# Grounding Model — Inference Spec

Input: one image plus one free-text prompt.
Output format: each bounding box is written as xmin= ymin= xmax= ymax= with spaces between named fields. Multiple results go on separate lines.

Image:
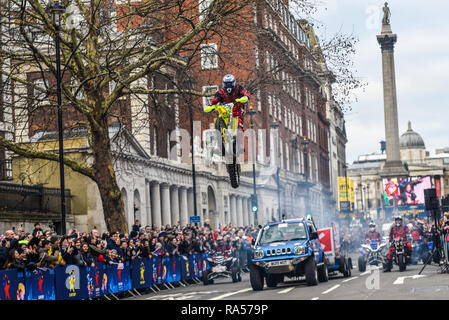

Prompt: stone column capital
xmin=377 ymin=34 xmax=397 ymax=51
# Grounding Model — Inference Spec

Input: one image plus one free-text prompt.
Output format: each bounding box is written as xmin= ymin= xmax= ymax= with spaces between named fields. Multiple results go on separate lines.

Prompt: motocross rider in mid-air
xmin=385 ymin=215 xmax=412 ymax=272
xmin=209 ymin=74 xmax=251 ymax=155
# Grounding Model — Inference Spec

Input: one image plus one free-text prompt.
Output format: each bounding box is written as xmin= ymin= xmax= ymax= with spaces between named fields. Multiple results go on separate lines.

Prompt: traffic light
xmin=251 ymin=194 xmax=258 ymax=213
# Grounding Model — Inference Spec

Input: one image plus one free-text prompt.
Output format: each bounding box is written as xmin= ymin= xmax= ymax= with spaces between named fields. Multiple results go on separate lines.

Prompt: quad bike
xmin=358 ymin=239 xmax=387 ymax=272
xmin=203 ymin=96 xmax=248 ymax=188
xmin=203 ymin=249 xmax=242 ymax=285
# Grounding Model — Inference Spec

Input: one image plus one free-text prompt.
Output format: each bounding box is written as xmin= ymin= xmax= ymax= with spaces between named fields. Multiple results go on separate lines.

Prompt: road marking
xmin=342 ymin=276 xmax=358 ymax=283
xmin=146 ymin=293 xmax=182 ymax=299
xmin=311 ymin=297 xmax=320 ymax=300
xmin=209 ymin=288 xmax=253 ymax=300
xmin=146 ymin=290 xmax=220 ymax=300
xmin=322 ymin=284 xmax=340 ymax=294
xmin=278 ymin=287 xmax=295 ymax=294
xmin=393 ymin=275 xmax=426 ymax=285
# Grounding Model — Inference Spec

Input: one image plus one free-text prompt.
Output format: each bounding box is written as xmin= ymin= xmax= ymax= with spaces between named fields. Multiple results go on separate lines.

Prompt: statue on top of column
xmin=382 ymin=2 xmax=391 ymax=25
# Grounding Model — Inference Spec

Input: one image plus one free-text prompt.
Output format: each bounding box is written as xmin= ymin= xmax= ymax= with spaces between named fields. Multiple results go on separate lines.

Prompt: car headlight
xmin=294 ymin=246 xmax=305 ymax=255
xmin=254 ymin=250 xmax=264 ymax=259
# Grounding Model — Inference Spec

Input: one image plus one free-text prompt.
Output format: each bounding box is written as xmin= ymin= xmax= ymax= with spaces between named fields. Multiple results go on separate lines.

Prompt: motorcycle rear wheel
xmin=228 ymin=138 xmax=240 ymax=188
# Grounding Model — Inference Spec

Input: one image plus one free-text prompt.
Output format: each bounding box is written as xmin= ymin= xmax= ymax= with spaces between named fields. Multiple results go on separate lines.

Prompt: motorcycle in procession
xmin=386 ymin=237 xmax=410 ymax=272
xmin=202 ymin=249 xmax=242 ymax=285
xmin=203 ymin=96 xmax=248 ymax=188
xmin=358 ymin=240 xmax=387 ymax=272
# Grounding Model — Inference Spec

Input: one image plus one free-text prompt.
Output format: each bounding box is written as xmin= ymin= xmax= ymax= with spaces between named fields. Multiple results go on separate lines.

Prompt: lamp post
xmin=271 ymin=122 xmax=281 ymax=220
xmin=248 ymin=108 xmax=258 ymax=224
xmin=302 ymin=139 xmax=310 ymax=218
xmin=184 ymin=77 xmax=198 ymax=226
xmin=51 ymin=1 xmax=66 ymax=235
xmin=367 ymin=183 xmax=370 ymax=220
xmin=343 ymin=164 xmax=349 ymax=226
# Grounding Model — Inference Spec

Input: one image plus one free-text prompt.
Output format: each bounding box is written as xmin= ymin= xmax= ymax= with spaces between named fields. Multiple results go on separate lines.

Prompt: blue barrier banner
xmin=167 ymin=256 xmax=181 ymax=283
xmin=161 ymin=257 xmax=169 ymax=284
xmin=153 ymin=256 xmax=168 ymax=285
xmin=201 ymin=253 xmax=210 ymax=271
xmin=181 ymin=254 xmax=194 ymax=280
xmin=192 ymin=254 xmax=200 ymax=278
xmin=87 ymin=263 xmax=107 ymax=299
xmin=188 ymin=255 xmax=195 ymax=278
xmin=107 ymin=262 xmax=131 ymax=294
xmin=0 ymin=269 xmax=22 ymax=300
xmin=17 ymin=271 xmax=26 ymax=300
xmin=25 ymin=268 xmax=55 ymax=300
xmin=55 ymin=265 xmax=88 ymax=300
xmin=131 ymin=258 xmax=152 ymax=289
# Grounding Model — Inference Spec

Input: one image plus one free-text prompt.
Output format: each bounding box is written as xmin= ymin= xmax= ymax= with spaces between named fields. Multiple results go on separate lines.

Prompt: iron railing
xmin=0 ymin=182 xmax=71 ymax=214
xmin=0 ymin=159 xmax=12 ymax=181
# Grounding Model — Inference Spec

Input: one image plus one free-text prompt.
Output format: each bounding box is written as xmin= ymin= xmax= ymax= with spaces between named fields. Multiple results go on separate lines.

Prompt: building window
xmin=267 ymin=95 xmax=272 ymax=116
xmin=153 ymin=126 xmax=158 ymax=156
xmin=199 ymin=0 xmax=213 ymax=21
xmin=201 ymin=43 xmax=218 ymax=69
xmin=71 ymin=77 xmax=84 ymax=100
xmin=202 ymin=85 xmax=218 ymax=106
xmin=33 ymin=78 xmax=48 ymax=105
xmin=109 ymin=8 xmax=117 ymax=32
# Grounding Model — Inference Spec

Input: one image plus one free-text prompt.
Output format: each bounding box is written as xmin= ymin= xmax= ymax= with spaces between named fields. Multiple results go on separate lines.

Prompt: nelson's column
xmin=377 ymin=3 xmax=408 ymax=177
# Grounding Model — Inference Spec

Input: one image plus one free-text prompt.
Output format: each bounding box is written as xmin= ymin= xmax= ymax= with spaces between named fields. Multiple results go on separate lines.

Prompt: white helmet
xmin=222 ymin=74 xmax=236 ymax=93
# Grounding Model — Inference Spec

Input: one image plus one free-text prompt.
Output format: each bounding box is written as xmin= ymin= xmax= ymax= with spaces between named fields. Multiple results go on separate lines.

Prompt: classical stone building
xmin=0 ymin=0 xmax=346 ymax=232
xmin=348 ymin=122 xmax=449 ymax=220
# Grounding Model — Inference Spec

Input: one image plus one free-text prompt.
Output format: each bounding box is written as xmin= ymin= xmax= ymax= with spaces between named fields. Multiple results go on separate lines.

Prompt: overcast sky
xmin=309 ymin=0 xmax=449 ymax=163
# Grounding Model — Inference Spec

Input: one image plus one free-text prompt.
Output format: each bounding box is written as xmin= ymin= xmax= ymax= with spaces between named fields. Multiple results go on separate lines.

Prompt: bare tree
xmin=0 ymin=0 xmax=362 ymax=232
xmin=0 ymin=0 xmax=252 ymax=233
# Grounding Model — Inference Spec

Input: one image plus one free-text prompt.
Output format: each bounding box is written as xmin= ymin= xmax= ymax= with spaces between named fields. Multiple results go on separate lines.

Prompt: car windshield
xmin=258 ymin=223 xmax=307 ymax=245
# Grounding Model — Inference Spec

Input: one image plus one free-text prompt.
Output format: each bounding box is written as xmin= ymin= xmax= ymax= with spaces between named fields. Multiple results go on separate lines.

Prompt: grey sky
xmin=310 ymin=0 xmax=449 ymax=163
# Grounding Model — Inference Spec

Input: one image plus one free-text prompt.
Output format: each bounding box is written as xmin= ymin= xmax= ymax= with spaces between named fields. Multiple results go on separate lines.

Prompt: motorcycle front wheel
xmin=398 ymin=254 xmax=406 ymax=272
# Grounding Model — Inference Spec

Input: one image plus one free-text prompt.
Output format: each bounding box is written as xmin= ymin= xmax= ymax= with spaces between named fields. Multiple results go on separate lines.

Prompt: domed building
xmin=347 ymin=121 xmax=449 ymax=221
xmin=400 ymin=121 xmax=427 ymax=163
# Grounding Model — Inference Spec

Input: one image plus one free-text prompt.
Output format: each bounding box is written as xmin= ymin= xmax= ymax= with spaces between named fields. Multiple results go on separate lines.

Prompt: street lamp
xmin=271 ymin=122 xmax=281 ymax=220
xmin=343 ymin=163 xmax=350 ymax=226
xmin=51 ymin=1 xmax=66 ymax=235
xmin=301 ymin=138 xmax=310 ymax=218
xmin=247 ymin=108 xmax=258 ymax=224
xmin=183 ymin=76 xmax=198 ymax=226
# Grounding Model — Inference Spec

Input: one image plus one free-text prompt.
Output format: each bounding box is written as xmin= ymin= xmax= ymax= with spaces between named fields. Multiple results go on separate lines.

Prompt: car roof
xmin=265 ymin=219 xmax=308 ymax=227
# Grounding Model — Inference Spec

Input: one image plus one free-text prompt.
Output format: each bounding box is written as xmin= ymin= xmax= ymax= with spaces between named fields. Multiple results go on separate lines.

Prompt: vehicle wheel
xmin=266 ymin=274 xmax=278 ymax=288
xmin=317 ymin=261 xmax=329 ymax=282
xmin=358 ymin=256 xmax=366 ymax=272
xmin=232 ymin=266 xmax=240 ymax=283
xmin=341 ymin=257 xmax=350 ymax=278
xmin=250 ymin=264 xmax=264 ymax=291
xmin=228 ymin=139 xmax=240 ymax=189
xmin=304 ymin=256 xmax=318 ymax=286
xmin=346 ymin=258 xmax=352 ymax=277
xmin=238 ymin=271 xmax=242 ymax=282
xmin=398 ymin=254 xmax=406 ymax=272
xmin=384 ymin=259 xmax=392 ymax=272
xmin=203 ymin=269 xmax=211 ymax=285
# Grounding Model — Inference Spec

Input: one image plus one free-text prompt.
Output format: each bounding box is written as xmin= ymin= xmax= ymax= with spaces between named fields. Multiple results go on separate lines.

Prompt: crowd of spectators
xmin=0 ymin=219 xmax=258 ymax=272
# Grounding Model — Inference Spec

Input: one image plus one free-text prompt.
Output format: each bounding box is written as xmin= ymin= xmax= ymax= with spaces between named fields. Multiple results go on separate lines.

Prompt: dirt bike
xmin=385 ymin=237 xmax=409 ymax=272
xmin=203 ymin=96 xmax=248 ymax=188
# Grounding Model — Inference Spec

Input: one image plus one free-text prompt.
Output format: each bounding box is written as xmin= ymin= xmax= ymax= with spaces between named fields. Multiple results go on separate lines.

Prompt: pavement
xmin=127 ymin=262 xmax=449 ymax=300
